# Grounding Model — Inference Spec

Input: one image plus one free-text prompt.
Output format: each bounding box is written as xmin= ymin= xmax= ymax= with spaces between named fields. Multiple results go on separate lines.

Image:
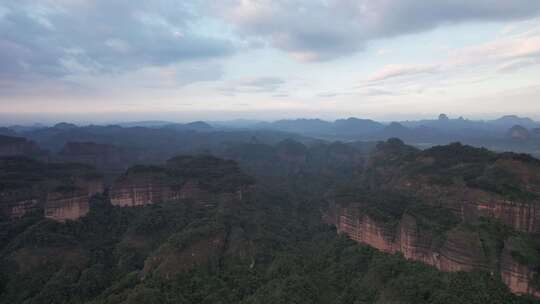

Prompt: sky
xmin=1 ymin=0 xmax=540 ymax=124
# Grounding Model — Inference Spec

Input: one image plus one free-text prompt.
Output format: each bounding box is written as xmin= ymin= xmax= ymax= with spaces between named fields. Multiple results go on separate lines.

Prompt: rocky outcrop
xmin=0 ymin=188 xmax=40 ymax=219
xmin=328 ymin=202 xmax=539 ymax=298
xmin=8 ymin=199 xmax=40 ymax=218
xmin=110 ymin=178 xmax=243 ymax=207
xmin=331 ymin=204 xmax=487 ymax=272
xmin=398 ymin=180 xmax=540 ymax=233
xmin=43 ymin=177 xmax=104 ymax=222
xmin=110 ymin=180 xmax=172 ymax=207
xmin=0 ymin=156 xmax=104 ymax=221
xmin=3 ymin=180 xmax=103 ymax=222
xmin=110 ymin=156 xmax=252 ymax=208
xmin=462 ymin=200 xmax=540 ymax=233
xmin=45 ymin=190 xmax=91 ymax=222
xmin=500 ymin=239 xmax=540 ymax=297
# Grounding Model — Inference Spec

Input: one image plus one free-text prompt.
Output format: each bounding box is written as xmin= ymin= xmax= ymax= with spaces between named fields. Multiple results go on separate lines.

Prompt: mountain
xmin=493 ymin=115 xmax=537 ymax=128
xmin=327 ymin=139 xmax=540 ymax=297
xmin=2 ymin=137 xmax=540 ymax=303
xmin=117 ymin=120 xmax=175 ymax=128
xmin=0 ymin=156 xmax=103 ymax=221
xmin=256 ymin=118 xmax=384 ymax=139
xmin=163 ymin=121 xmax=213 ymax=131
xmin=53 ymin=122 xmax=78 ymax=130
xmin=375 ymin=122 xmax=412 ymax=139
xmin=0 ymin=135 xmax=48 ymax=159
xmin=0 ymin=128 xmax=16 ymax=137
xmin=2 ymin=151 xmax=535 ymax=303
xmin=507 ymin=125 xmax=531 ymax=140
xmin=261 ymin=118 xmax=333 ymax=134
xmin=57 ymin=142 xmax=135 ymax=180
xmin=533 ymin=128 xmax=540 ymax=139
xmin=333 ymin=117 xmax=384 ymax=135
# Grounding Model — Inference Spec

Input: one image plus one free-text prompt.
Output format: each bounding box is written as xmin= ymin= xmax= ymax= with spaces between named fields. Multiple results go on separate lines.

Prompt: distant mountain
xmin=8 ymin=123 xmax=47 ymax=133
xmin=261 ymin=119 xmax=332 ymax=134
xmin=532 ymin=128 xmax=540 ymax=139
xmin=117 ymin=120 xmax=175 ymax=128
xmin=492 ymin=115 xmax=537 ymax=128
xmin=257 ymin=118 xmax=384 ymax=139
xmin=376 ymin=122 xmax=412 ymax=140
xmin=53 ymin=122 xmax=78 ymax=129
xmin=163 ymin=121 xmax=213 ymax=131
xmin=0 ymin=135 xmax=48 ymax=159
xmin=0 ymin=127 xmax=16 ymax=137
xmin=507 ymin=125 xmax=531 ymax=140
xmin=333 ymin=117 xmax=384 ymax=135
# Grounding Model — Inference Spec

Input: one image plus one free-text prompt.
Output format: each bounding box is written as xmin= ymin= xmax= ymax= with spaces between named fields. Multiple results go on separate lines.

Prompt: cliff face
xmin=331 ymin=205 xmax=488 ymax=273
xmin=462 ymin=200 xmax=540 ymax=233
xmin=397 ymin=180 xmax=540 ymax=233
xmin=110 ymin=180 xmax=173 ymax=207
xmin=43 ymin=177 xmax=105 ymax=222
xmin=110 ymin=156 xmax=252 ymax=208
xmin=500 ymin=240 xmax=540 ymax=297
xmin=0 ymin=156 xmax=104 ymax=221
xmin=8 ymin=199 xmax=39 ymax=218
xmin=331 ymin=139 xmax=540 ymax=298
xmin=45 ymin=190 xmax=90 ymax=222
xmin=110 ymin=178 xmax=244 ymax=207
xmin=328 ymin=203 xmax=540 ymax=296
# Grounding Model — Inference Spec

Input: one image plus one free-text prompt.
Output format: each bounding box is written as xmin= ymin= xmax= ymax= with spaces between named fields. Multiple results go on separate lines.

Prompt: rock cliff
xmin=328 ymin=203 xmax=539 ymax=296
xmin=44 ymin=189 xmax=90 ymax=222
xmin=0 ymin=156 xmax=103 ymax=221
xmin=329 ymin=139 xmax=540 ymax=298
xmin=110 ymin=155 xmax=252 ymax=207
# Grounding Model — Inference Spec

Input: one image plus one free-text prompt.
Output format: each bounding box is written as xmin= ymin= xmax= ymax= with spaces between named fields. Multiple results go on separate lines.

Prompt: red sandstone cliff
xmin=110 ymin=157 xmax=251 ymax=208
xmin=45 ymin=190 xmax=91 ymax=222
xmin=328 ymin=202 xmax=540 ymax=297
xmin=500 ymin=239 xmax=540 ymax=297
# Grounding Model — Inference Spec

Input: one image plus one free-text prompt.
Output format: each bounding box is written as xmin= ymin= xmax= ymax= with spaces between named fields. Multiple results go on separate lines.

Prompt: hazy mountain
xmin=163 ymin=121 xmax=213 ymax=131
xmin=0 ymin=127 xmax=16 ymax=137
xmin=492 ymin=115 xmax=538 ymax=128
xmin=117 ymin=120 xmax=175 ymax=128
xmin=507 ymin=125 xmax=531 ymax=140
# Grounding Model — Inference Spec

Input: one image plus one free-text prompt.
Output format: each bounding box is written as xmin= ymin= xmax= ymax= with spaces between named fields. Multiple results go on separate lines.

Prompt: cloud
xmin=367 ymin=64 xmax=440 ymax=82
xmin=317 ymin=92 xmax=340 ymax=98
xmin=365 ymin=30 xmax=540 ymax=84
xmin=219 ymin=77 xmax=286 ymax=95
xmin=450 ymin=36 xmax=540 ymax=66
xmin=210 ymin=0 xmax=540 ymax=61
xmin=497 ymin=58 xmax=540 ymax=73
xmin=0 ymin=1 xmax=234 ymax=83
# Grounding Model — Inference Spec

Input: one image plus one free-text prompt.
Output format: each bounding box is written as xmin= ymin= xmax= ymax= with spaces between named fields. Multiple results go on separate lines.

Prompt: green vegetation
xmin=1 ymin=142 xmax=540 ymax=303
xmin=167 ymin=155 xmax=255 ymax=193
xmin=1 ymin=193 xmax=536 ymax=304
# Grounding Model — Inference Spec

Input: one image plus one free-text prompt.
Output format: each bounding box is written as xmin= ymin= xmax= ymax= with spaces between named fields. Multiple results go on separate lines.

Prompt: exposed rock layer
xmin=327 ymin=203 xmax=540 ymax=297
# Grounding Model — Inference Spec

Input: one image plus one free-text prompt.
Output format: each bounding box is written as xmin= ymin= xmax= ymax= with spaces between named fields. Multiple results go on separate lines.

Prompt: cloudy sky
xmin=2 ymin=0 xmax=540 ymax=123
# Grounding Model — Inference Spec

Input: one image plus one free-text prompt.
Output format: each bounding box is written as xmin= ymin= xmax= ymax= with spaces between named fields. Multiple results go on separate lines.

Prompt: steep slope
xmin=0 ymin=157 xmax=103 ymax=221
xmin=328 ymin=139 xmax=540 ymax=297
xmin=110 ymin=155 xmax=254 ymax=207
